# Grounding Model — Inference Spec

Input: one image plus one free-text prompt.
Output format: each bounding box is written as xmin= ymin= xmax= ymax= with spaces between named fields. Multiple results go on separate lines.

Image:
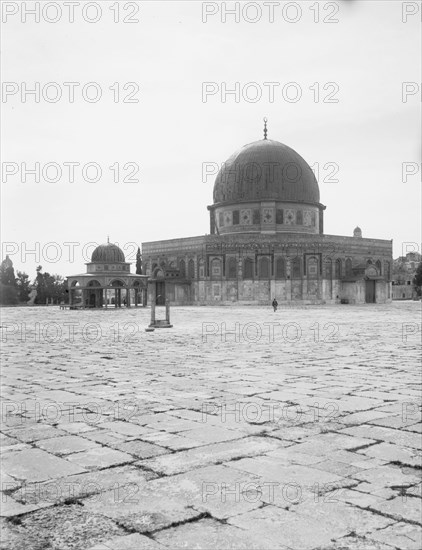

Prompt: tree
xmin=413 ymin=261 xmax=422 ymax=297
xmin=16 ymin=271 xmax=31 ymax=303
xmin=35 ymin=266 xmax=68 ymax=304
xmin=0 ymin=256 xmax=18 ymax=305
xmin=136 ymin=247 xmax=142 ymax=274
xmin=0 ymin=256 xmax=17 ymax=287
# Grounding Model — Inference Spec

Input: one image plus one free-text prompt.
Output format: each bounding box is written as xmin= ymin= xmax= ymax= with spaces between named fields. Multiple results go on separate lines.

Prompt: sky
xmin=1 ymin=0 xmax=421 ymax=278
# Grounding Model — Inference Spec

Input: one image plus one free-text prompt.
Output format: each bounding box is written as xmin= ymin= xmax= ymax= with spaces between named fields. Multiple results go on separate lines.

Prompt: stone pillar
xmin=150 ymin=282 xmax=156 ymax=325
xmin=126 ymin=288 xmax=130 ymax=307
xmin=165 ymin=299 xmax=170 ymax=324
xmin=114 ymin=289 xmax=118 ymax=307
xmin=69 ymin=288 xmax=73 ymax=306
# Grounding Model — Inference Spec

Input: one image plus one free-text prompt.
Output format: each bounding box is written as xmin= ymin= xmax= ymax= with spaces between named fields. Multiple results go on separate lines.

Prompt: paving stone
xmin=88 ymin=533 xmax=164 ymax=549
xmin=81 ymin=486 xmax=202 ymax=533
xmin=10 ymin=465 xmax=157 ymax=505
xmin=109 ymin=439 xmax=170 ymax=459
xmin=340 ymin=426 xmax=422 ymax=450
xmin=97 ymin=421 xmax=154 ymax=437
xmin=286 ymin=433 xmax=378 ymax=455
xmin=352 ymin=464 xmax=421 ymax=487
xmin=60 ymin=422 xmax=99 ymax=435
xmin=312 ymin=459 xmax=364 ymax=477
xmin=3 ymin=424 xmax=68 ymax=443
xmin=228 ymin=505 xmax=339 ymax=550
xmin=153 ymin=518 xmax=290 ymax=549
xmin=356 ymin=442 xmax=422 ymax=467
xmin=315 ymin=535 xmax=397 ymax=550
xmin=180 ymin=426 xmax=244 ymax=444
xmin=0 ymin=495 xmax=54 ymax=517
xmin=65 ymin=447 xmax=135 ymax=470
xmin=369 ymin=495 xmax=422 ymax=524
xmin=1 ymin=504 xmax=126 ymax=550
xmin=292 ymin=499 xmax=394 ymax=536
xmin=370 ymin=522 xmax=422 ymax=549
xmin=2 ymin=448 xmax=86 ymax=483
xmin=140 ymin=436 xmax=280 ymax=475
xmin=80 ymin=429 xmax=127 ymax=445
xmin=143 ymin=464 xmax=264 ymax=519
xmin=139 ymin=431 xmax=208 ymax=450
xmin=35 ymin=435 xmax=101 ymax=455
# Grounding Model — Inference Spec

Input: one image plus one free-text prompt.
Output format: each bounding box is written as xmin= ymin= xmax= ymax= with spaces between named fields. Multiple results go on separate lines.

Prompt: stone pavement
xmin=0 ymin=302 xmax=421 ymax=550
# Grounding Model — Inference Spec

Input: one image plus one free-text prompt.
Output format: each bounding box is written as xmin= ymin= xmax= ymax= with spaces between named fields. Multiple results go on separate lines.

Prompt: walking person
xmin=272 ymin=298 xmax=278 ymax=312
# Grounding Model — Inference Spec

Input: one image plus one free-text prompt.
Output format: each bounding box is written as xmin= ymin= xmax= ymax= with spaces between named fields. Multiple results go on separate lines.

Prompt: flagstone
xmin=65 ymin=447 xmax=135 ymax=470
xmin=370 ymin=496 xmax=422 ymax=524
xmin=370 ymin=522 xmax=422 ymax=549
xmin=35 ymin=435 xmax=101 ymax=455
xmin=153 ymin=518 xmax=289 ymax=549
xmin=2 ymin=448 xmax=87 ymax=483
xmin=88 ymin=533 xmax=164 ymax=549
xmin=228 ymin=505 xmax=341 ymax=550
xmin=140 ymin=436 xmax=279 ymax=475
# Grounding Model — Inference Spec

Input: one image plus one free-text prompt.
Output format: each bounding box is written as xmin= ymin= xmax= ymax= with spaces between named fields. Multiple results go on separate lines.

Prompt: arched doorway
xmin=88 ymin=280 xmax=102 ymax=308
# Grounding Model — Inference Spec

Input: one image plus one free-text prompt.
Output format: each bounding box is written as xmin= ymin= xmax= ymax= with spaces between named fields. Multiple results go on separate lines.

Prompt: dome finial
xmin=107 ymin=235 xmax=110 ymax=244
xmin=263 ymin=117 xmax=268 ymax=140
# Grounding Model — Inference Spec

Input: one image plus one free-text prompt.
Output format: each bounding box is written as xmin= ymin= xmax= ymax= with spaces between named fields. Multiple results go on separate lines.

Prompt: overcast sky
xmin=1 ymin=0 xmax=420 ymax=278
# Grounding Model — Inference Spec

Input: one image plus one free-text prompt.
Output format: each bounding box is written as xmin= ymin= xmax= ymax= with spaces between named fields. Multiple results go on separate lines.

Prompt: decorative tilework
xmin=224 ymin=211 xmax=233 ymax=226
xmin=262 ymin=208 xmax=274 ymax=224
xmin=303 ymin=211 xmax=312 ymax=226
xmin=285 ymin=209 xmax=295 ymax=225
xmin=240 ymin=209 xmax=252 ymax=225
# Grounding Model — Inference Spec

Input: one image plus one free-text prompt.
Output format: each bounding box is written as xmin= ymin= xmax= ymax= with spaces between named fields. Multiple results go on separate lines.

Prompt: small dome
xmin=91 ymin=243 xmax=125 ymax=263
xmin=353 ymin=226 xmax=362 ymax=238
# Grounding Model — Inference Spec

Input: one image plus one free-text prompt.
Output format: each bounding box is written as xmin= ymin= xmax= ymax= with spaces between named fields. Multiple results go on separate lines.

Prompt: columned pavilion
xmin=66 ymin=241 xmax=148 ymax=308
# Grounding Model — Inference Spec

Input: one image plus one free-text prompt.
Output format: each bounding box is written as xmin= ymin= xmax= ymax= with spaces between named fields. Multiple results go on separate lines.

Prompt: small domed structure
xmin=91 ymin=242 xmax=126 ymax=263
xmin=353 ymin=226 xmax=362 ymax=238
xmin=66 ymin=238 xmax=148 ymax=309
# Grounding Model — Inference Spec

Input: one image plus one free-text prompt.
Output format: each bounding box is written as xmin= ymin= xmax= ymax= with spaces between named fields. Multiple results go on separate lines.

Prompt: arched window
xmin=375 ymin=260 xmax=382 ymax=275
xmin=292 ymin=257 xmax=301 ymax=278
xmin=335 ymin=259 xmax=342 ymax=278
xmin=307 ymin=256 xmax=318 ymax=279
xmin=110 ymin=279 xmax=124 ymax=287
xmin=211 ymin=258 xmax=221 ymax=279
xmin=244 ymin=258 xmax=254 ymax=279
xmin=188 ymin=259 xmax=195 ymax=279
xmin=260 ymin=257 xmax=270 ymax=278
xmin=179 ymin=259 xmax=186 ymax=276
xmin=325 ymin=259 xmax=332 ymax=278
xmin=228 ymin=257 xmax=237 ymax=279
xmin=276 ymin=258 xmax=286 ymax=278
xmin=88 ymin=280 xmax=101 ymax=287
xmin=345 ymin=258 xmax=353 ymax=277
xmin=366 ymin=259 xmax=373 ymax=265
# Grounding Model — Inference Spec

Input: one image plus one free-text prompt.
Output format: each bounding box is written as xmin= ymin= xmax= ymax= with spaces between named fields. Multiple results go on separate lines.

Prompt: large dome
xmin=213 ymin=139 xmax=320 ymax=205
xmin=91 ymin=243 xmax=125 ymax=263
